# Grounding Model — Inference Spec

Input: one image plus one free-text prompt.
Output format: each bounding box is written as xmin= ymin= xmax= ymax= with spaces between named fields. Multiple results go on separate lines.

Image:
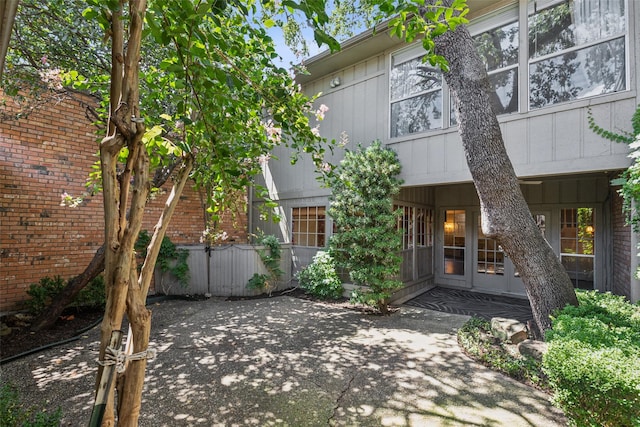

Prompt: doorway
xmin=472 ymin=212 xmax=549 ymax=297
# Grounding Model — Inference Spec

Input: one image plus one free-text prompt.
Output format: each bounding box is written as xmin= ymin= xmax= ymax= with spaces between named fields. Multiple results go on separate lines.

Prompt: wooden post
xmin=89 ymin=329 xmax=123 ymax=427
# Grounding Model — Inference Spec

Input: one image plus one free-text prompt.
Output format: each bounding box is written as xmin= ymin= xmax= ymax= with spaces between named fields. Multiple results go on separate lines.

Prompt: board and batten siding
xmin=292 ymin=44 xmax=637 ymax=193
xmin=161 ymin=244 xmax=292 ymax=297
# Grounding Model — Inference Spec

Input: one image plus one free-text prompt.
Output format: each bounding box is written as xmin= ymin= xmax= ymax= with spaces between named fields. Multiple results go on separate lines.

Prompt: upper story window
xmin=390 ymin=0 xmax=628 ymax=136
xmin=475 ymin=20 xmax=520 ymax=115
xmin=528 ymin=0 xmax=626 ymax=108
xmin=390 ymin=47 xmax=443 ymax=137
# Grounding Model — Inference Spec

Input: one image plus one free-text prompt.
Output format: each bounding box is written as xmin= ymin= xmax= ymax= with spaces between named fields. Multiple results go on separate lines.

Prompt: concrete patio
xmin=1 ymin=296 xmax=566 ymax=426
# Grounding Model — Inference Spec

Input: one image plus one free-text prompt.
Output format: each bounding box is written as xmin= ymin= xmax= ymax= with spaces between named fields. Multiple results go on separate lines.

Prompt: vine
xmin=247 ymin=234 xmax=284 ymax=294
xmin=135 ymin=230 xmax=190 ymax=294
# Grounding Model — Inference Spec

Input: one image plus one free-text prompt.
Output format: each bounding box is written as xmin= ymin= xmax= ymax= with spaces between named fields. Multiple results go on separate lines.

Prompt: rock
xmin=517 ymin=339 xmax=548 ymax=361
xmin=491 ymin=317 xmax=528 ymax=344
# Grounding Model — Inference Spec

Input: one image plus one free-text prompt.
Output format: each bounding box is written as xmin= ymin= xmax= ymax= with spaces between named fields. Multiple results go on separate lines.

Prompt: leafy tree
xmin=328 ymin=141 xmax=403 ymax=314
xmin=590 ymin=105 xmax=640 ymax=275
xmin=4 ymin=0 xmax=338 ymax=425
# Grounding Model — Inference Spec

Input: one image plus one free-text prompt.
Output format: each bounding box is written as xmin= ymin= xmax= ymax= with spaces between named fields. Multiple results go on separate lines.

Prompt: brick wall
xmin=611 ymin=185 xmax=631 ymax=299
xmin=1 ymin=94 xmax=247 ymax=311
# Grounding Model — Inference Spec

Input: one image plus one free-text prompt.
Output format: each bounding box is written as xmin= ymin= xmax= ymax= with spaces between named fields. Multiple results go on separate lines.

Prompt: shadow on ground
xmin=1 ymin=297 xmax=565 ymax=426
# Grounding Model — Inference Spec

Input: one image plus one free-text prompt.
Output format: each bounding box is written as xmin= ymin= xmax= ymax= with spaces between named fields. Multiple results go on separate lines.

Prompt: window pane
xmin=391 ymin=92 xmax=443 ymax=137
xmin=489 ymin=68 xmax=519 ymax=114
xmin=390 ymin=57 xmax=442 ymax=100
xmin=474 ymin=20 xmax=519 ymax=71
xmin=444 ymin=210 xmax=465 ymax=276
xmin=529 ymin=0 xmax=625 ymax=59
xmin=292 ymin=206 xmax=326 ymax=248
xmin=529 ymin=37 xmax=625 ymax=109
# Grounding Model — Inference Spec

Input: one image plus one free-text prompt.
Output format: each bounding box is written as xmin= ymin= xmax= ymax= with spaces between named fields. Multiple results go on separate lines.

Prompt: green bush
xmin=0 ymin=383 xmax=61 ymax=427
xmin=543 ymin=290 xmax=640 ymax=427
xmin=457 ymin=317 xmax=546 ymax=387
xmin=135 ymin=230 xmax=190 ymax=290
xmin=296 ymin=251 xmax=344 ymax=300
xmin=327 ymin=141 xmax=404 ymax=313
xmin=26 ymin=275 xmax=105 ymax=316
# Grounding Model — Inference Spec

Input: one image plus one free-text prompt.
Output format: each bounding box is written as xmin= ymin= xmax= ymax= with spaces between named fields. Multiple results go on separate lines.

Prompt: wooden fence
xmin=156 ymin=244 xmax=293 ymax=297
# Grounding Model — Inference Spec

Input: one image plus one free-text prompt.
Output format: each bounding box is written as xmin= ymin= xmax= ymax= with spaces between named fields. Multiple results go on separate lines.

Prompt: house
xmin=251 ymin=0 xmax=640 ymax=303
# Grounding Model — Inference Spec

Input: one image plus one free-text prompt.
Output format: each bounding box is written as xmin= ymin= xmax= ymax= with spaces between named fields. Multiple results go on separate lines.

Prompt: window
xmin=396 ymin=205 xmax=434 ymax=250
xmin=560 ymin=207 xmax=595 ymax=289
xmin=390 ymin=46 xmax=443 ymax=137
xmin=528 ymin=0 xmax=626 ymax=109
xmin=477 ymin=215 xmax=505 ymax=275
xmin=475 ymin=20 xmax=520 ymax=115
xmin=398 ymin=0 xmax=627 ymax=129
xmin=443 ymin=210 xmax=465 ymax=275
xmin=292 ymin=206 xmax=326 ymax=247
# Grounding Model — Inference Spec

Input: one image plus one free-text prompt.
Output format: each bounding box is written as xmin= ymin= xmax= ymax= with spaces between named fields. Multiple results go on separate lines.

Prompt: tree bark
xmin=432 ymin=8 xmax=578 ymax=337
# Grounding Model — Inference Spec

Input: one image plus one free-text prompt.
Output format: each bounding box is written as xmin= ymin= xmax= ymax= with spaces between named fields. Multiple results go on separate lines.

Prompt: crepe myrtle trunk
xmin=432 ymin=11 xmax=578 ymax=337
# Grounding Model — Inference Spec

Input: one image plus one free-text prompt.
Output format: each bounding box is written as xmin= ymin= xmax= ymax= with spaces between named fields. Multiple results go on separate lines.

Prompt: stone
xmin=491 ymin=317 xmax=528 ymax=344
xmin=518 ymin=339 xmax=549 ymax=361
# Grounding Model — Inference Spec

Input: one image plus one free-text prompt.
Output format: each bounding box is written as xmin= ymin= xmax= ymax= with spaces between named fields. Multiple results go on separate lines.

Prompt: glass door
xmin=473 ymin=212 xmax=548 ymax=296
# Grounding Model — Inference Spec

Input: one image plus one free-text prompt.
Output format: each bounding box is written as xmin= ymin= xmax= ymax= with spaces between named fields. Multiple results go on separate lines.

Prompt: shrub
xmin=0 ymin=383 xmax=61 ymax=427
xmin=327 ymin=141 xmax=403 ymax=313
xmin=26 ymin=275 xmax=105 ymax=316
xmin=296 ymin=251 xmax=344 ymax=300
xmin=543 ymin=290 xmax=640 ymax=427
xmin=135 ymin=230 xmax=190 ymax=293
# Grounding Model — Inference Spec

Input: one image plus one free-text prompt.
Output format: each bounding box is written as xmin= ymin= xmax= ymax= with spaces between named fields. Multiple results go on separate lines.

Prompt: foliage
xmin=590 ymin=105 xmax=640 ymax=277
xmin=296 ymin=250 xmax=344 ymax=300
xmin=543 ymin=290 xmax=640 ymax=427
xmin=0 ymin=383 xmax=62 ymax=427
xmin=247 ymin=234 xmax=284 ymax=293
xmin=457 ymin=317 xmax=547 ymax=388
xmin=327 ymin=141 xmax=404 ymax=313
xmin=26 ymin=275 xmax=105 ymax=316
xmin=135 ymin=230 xmax=190 ymax=292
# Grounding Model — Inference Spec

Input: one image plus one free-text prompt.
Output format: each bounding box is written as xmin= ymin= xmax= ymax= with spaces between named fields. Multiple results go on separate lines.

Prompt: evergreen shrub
xmin=26 ymin=275 xmax=105 ymax=315
xmin=543 ymin=290 xmax=640 ymax=427
xmin=296 ymin=251 xmax=343 ymax=300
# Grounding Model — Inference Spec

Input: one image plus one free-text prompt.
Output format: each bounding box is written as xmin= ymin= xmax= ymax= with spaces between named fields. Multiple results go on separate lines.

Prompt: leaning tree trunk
xmin=432 ymin=8 xmax=578 ymax=337
xmin=31 ymin=160 xmax=179 ymax=332
xmin=31 ymin=245 xmax=106 ymax=331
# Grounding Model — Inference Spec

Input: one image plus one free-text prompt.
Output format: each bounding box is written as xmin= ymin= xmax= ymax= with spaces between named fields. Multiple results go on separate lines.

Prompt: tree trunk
xmin=432 ymin=10 xmax=578 ymax=337
xmin=31 ymin=245 xmax=106 ymax=331
xmin=31 ymin=159 xmax=178 ymax=332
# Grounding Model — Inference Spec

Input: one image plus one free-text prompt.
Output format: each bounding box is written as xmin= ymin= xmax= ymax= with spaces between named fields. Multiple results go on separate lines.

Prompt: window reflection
xmin=560 ymin=207 xmax=595 ymax=289
xmin=444 ymin=210 xmax=465 ymax=275
xmin=528 ymin=0 xmax=626 ymax=109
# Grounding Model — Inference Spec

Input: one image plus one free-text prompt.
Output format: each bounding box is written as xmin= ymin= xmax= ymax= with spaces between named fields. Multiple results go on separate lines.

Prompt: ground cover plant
xmin=0 ymin=383 xmax=61 ymax=427
xmin=543 ymin=290 xmax=640 ymax=427
xmin=457 ymin=317 xmax=548 ymax=390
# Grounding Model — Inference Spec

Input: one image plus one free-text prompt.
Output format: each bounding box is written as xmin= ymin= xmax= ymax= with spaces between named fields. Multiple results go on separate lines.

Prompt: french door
xmin=472 ymin=211 xmax=549 ymax=296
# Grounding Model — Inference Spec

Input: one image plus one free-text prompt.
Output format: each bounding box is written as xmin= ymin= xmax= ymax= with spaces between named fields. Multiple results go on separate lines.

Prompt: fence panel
xmin=164 ymin=244 xmax=292 ymax=297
